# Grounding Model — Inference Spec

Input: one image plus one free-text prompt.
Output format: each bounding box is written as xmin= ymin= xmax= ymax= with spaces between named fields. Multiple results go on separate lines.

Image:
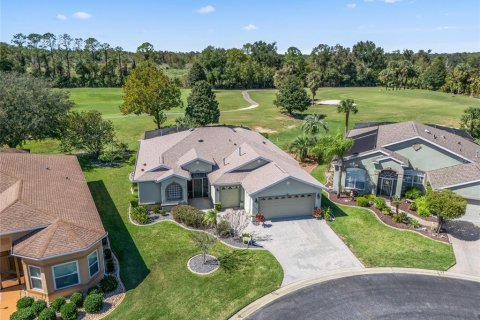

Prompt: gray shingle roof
xmin=347 ymin=121 xmax=480 ymax=189
xmin=133 ymin=126 xmax=324 ymax=193
xmin=0 ymin=153 xmax=106 ymax=259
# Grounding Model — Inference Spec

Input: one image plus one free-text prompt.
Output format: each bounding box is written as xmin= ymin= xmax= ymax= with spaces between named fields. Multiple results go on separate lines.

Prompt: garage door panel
xmin=220 ymin=186 xmax=241 ymax=208
xmin=259 ymin=194 xmax=315 ymax=219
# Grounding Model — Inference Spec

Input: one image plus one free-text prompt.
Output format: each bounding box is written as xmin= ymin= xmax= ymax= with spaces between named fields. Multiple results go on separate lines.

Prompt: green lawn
xmin=84 ymin=164 xmax=282 ymax=320
xmin=324 ymin=196 xmax=455 ymax=270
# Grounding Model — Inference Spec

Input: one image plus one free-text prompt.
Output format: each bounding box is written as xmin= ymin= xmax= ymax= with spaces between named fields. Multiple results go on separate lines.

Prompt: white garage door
xmin=259 ymin=194 xmax=315 ymax=220
xmin=220 ymin=186 xmax=241 ymax=208
xmin=462 ymin=199 xmax=480 ymax=226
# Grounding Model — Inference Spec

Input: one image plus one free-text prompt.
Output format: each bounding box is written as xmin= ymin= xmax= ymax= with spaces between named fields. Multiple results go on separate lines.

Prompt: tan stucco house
xmin=0 ymin=152 xmax=106 ymax=300
xmin=132 ymin=126 xmax=325 ymax=219
xmin=333 ymin=121 xmax=480 ymax=225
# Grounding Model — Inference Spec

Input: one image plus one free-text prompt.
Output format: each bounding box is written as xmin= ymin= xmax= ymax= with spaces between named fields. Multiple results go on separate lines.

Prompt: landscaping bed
xmin=328 ymin=192 xmax=449 ymax=243
xmin=398 ymin=200 xmax=437 ymax=222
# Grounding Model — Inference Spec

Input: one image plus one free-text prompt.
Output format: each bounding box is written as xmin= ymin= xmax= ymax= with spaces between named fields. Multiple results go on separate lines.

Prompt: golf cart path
xmin=103 ymin=90 xmax=259 ymax=119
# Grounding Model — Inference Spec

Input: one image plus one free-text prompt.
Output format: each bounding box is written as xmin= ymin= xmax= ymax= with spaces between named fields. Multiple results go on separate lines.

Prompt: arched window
xmin=166 ymin=182 xmax=183 ymax=201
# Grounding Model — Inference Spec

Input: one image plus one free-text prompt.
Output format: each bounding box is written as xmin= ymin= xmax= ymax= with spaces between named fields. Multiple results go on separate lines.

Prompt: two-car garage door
xmin=259 ymin=194 xmax=315 ymax=220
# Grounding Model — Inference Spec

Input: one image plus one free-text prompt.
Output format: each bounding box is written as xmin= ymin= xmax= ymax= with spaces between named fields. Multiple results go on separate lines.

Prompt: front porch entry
xmin=187 ymin=173 xmax=209 ymax=199
xmin=0 ymin=251 xmax=23 ymax=290
xmin=376 ymin=170 xmax=398 ymax=197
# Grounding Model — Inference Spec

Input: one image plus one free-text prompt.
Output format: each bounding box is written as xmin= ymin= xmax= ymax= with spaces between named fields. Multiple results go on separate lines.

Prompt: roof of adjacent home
xmin=0 ymin=153 xmax=106 ymax=260
xmin=133 ymin=126 xmax=324 ymax=194
xmin=346 ymin=121 xmax=480 ymax=189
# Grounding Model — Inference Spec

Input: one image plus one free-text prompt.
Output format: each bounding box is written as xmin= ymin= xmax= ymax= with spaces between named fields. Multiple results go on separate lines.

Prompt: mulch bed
xmin=188 ymin=254 xmax=220 ymax=274
xmin=398 ymin=201 xmax=438 ymax=222
xmin=146 ymin=211 xmax=172 ymax=224
xmin=328 ymin=192 xmax=449 ymax=243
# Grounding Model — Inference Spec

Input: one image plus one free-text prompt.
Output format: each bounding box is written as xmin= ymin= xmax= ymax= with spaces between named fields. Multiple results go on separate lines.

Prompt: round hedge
xmin=69 ymin=292 xmax=83 ymax=307
xmin=60 ymin=302 xmax=77 ymax=320
xmin=100 ymin=275 xmax=118 ymax=293
xmin=49 ymin=296 xmax=66 ymax=312
xmin=38 ymin=308 xmax=57 ymax=320
xmin=31 ymin=300 xmax=47 ymax=315
xmin=16 ymin=296 xmax=34 ymax=309
xmin=10 ymin=307 xmax=35 ymax=320
xmin=83 ymin=293 xmax=104 ymax=313
xmin=87 ymin=285 xmax=103 ymax=295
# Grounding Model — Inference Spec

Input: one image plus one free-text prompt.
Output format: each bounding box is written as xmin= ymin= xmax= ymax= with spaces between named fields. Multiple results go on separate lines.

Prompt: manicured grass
xmin=324 ymin=196 xmax=456 ymax=270
xmin=84 ymin=164 xmax=283 ymax=320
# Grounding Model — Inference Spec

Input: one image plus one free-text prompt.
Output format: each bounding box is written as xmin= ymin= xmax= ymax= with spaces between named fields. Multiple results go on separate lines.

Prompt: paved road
xmin=247 ymin=273 xmax=480 ymax=320
xmin=246 ymin=218 xmax=363 ymax=286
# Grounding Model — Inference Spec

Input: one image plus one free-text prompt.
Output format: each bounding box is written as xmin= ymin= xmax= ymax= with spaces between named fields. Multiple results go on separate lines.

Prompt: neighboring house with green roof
xmin=333 ymin=121 xmax=480 ymax=225
xmin=132 ymin=126 xmax=325 ymax=220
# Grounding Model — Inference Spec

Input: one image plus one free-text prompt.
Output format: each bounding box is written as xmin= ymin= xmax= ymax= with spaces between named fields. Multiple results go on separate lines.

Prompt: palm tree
xmin=302 ymin=113 xmax=328 ymax=136
xmin=312 ymin=133 xmax=353 ymax=196
xmin=289 ymin=135 xmax=315 ymax=162
xmin=337 ymin=99 xmax=358 ymax=134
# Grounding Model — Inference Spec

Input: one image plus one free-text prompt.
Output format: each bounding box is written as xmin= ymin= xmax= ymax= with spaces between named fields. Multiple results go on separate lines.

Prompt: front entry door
xmin=188 ymin=173 xmax=209 ymax=198
xmin=377 ymin=170 xmax=398 ymax=197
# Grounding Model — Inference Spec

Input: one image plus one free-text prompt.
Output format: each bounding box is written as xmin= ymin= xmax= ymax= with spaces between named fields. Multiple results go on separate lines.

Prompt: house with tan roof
xmin=0 ymin=152 xmax=107 ymax=300
xmin=333 ymin=121 xmax=480 ymax=225
xmin=132 ymin=126 xmax=325 ymax=219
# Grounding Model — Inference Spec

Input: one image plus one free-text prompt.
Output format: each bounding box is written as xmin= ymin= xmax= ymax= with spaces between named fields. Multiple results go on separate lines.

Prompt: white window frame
xmin=28 ymin=265 xmax=43 ymax=292
xmin=404 ymin=171 xmax=425 ymax=187
xmin=345 ymin=168 xmax=366 ymax=191
xmin=52 ymin=260 xmax=80 ymax=291
xmin=88 ymin=250 xmax=99 ymax=278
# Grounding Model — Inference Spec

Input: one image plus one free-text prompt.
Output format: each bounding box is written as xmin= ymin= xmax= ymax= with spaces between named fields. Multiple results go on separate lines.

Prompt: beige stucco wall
xmin=21 ymin=241 xmax=104 ymax=301
xmin=0 ymin=230 xmax=32 ymax=252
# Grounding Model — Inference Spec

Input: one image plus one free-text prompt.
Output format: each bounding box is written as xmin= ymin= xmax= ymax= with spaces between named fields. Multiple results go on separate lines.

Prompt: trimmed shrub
xmin=69 ymin=292 xmax=83 ymax=307
xmin=60 ymin=302 xmax=77 ymax=320
xmin=171 ymin=205 xmax=204 ymax=228
xmin=84 ymin=293 xmax=104 ymax=313
xmin=415 ymin=196 xmax=431 ymax=217
xmin=100 ymin=275 xmax=118 ymax=293
xmin=87 ymin=285 xmax=102 ymax=295
xmin=131 ymin=205 xmax=148 ymax=224
xmin=49 ymin=297 xmax=66 ymax=312
xmin=409 ymin=201 xmax=417 ymax=211
xmin=392 ymin=212 xmax=409 ymax=223
xmin=373 ymin=197 xmax=386 ymax=210
xmin=16 ymin=296 xmax=34 ymax=309
xmin=31 ymin=300 xmax=47 ymax=315
xmin=216 ymin=219 xmax=231 ymax=237
xmin=104 ymin=248 xmax=112 ymax=259
xmin=356 ymin=196 xmax=369 ymax=207
xmin=214 ymin=203 xmax=222 ymax=211
xmin=405 ymin=186 xmax=422 ymax=200
xmin=106 ymin=259 xmax=115 ymax=273
xmin=381 ymin=207 xmax=392 ymax=215
xmin=150 ymin=204 xmax=161 ymax=213
xmin=409 ymin=218 xmax=420 ymax=228
xmin=38 ymin=308 xmax=56 ymax=320
xmin=10 ymin=307 xmax=35 ymax=320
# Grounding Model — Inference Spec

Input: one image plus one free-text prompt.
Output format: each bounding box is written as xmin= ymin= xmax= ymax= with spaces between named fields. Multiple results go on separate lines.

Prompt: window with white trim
xmin=166 ymin=182 xmax=182 ymax=201
xmin=52 ymin=261 xmax=80 ymax=290
xmin=88 ymin=250 xmax=99 ymax=278
xmin=404 ymin=171 xmax=425 ymax=187
xmin=28 ymin=265 xmax=43 ymax=291
xmin=345 ymin=168 xmax=367 ymax=190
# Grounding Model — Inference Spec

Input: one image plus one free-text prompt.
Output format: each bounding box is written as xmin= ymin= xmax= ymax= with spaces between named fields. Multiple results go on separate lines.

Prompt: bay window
xmin=345 ymin=168 xmax=367 ymax=190
xmin=52 ymin=261 xmax=80 ymax=290
xmin=88 ymin=250 xmax=99 ymax=278
xmin=28 ymin=265 xmax=43 ymax=291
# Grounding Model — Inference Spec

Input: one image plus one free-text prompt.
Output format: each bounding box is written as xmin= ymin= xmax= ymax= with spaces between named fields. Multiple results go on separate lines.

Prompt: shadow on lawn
xmin=88 ymin=180 xmax=150 ymax=290
xmin=322 ymin=194 xmax=348 ymax=218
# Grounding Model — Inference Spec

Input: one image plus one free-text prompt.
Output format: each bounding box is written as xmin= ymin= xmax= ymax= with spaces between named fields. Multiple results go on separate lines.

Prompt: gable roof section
xmin=0 ymin=153 xmax=106 ymax=260
xmin=428 ymin=163 xmax=480 ymax=189
xmin=134 ymin=127 xmax=325 ymax=193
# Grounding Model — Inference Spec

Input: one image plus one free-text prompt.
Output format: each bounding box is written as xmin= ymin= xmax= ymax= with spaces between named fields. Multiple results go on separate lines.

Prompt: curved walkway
xmin=103 ymin=90 xmax=259 ymax=119
xmin=231 ymin=268 xmax=480 ymax=320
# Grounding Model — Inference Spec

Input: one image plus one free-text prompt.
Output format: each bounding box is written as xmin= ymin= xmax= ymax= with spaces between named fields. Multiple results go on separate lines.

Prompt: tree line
xmin=1 ymin=32 xmax=479 ymax=96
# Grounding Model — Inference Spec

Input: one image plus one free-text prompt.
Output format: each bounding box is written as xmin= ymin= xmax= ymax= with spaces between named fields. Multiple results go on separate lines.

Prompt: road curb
xmin=229 ymin=267 xmax=480 ymax=319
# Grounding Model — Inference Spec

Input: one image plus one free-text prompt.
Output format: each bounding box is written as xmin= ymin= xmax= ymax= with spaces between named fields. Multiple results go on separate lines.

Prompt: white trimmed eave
xmin=372 ymin=156 xmax=409 ymax=167
xmin=179 ymin=157 xmax=215 ymax=168
xmin=436 ymin=179 xmax=480 ymax=190
xmin=248 ymin=175 xmax=326 ymax=197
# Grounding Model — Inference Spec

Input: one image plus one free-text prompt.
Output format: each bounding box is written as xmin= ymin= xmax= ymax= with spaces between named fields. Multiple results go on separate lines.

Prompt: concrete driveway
xmin=246 ymin=218 xmax=363 ymax=286
xmin=446 ymin=220 xmax=480 ymax=277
